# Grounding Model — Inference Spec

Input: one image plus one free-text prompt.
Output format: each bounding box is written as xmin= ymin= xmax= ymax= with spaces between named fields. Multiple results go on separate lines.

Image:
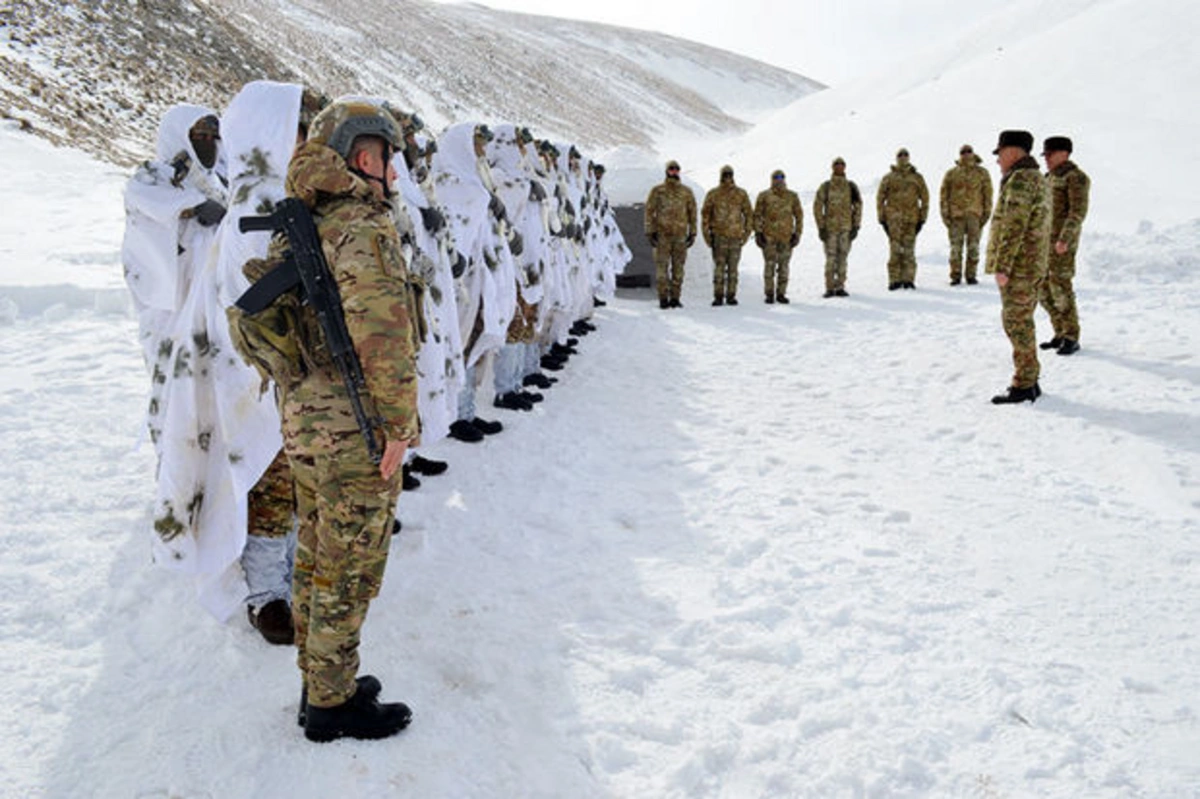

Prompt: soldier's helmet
xmin=306 ymin=100 xmax=403 ymax=161
xmin=666 ymin=160 xmax=681 ymax=174
xmin=569 ymin=145 xmax=582 ymax=160
xmin=592 ymin=163 xmax=606 ymax=177
xmin=719 ymin=164 xmax=734 ymax=178
xmin=832 ymin=156 xmax=846 ymax=167
xmin=518 ymin=126 xmax=534 ymax=144
xmin=474 ymin=124 xmax=494 ymax=142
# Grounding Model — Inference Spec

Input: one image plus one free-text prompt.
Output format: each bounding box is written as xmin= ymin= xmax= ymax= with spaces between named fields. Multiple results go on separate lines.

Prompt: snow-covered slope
xmin=0 ymin=0 xmax=821 ymax=165
xmin=681 ymin=0 xmax=1198 ymax=234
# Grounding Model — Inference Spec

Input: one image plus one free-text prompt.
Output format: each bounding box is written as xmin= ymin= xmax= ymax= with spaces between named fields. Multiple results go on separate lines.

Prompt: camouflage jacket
xmin=939 ymin=155 xmax=993 ymax=224
xmin=813 ymin=175 xmax=862 ymax=233
xmin=877 ymin=163 xmax=929 ymax=226
xmin=753 ymin=185 xmax=804 ymax=243
xmin=701 ymin=182 xmax=753 ymax=245
xmin=644 ymin=178 xmax=697 ymax=239
xmin=285 ymin=140 xmax=421 ymax=444
xmin=984 ymin=155 xmax=1050 ymax=279
xmin=1048 ymin=160 xmax=1090 ymax=250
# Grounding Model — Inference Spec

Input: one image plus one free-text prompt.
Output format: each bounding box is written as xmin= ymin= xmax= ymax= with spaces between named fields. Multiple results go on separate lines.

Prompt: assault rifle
xmin=236 ymin=197 xmax=386 ymax=464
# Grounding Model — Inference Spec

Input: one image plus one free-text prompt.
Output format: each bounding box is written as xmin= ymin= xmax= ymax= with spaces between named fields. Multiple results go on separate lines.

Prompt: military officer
xmin=985 ymin=129 xmax=1051 ymax=404
xmin=700 ymin=165 xmax=753 ymax=305
xmin=813 ymin=157 xmax=862 ymax=297
xmin=1038 ymin=136 xmax=1090 ymax=356
xmin=753 ymin=169 xmax=803 ymax=304
xmin=644 ymin=159 xmax=697 ymax=308
xmin=939 ymin=144 xmax=993 ymax=285
xmin=877 ymin=148 xmax=929 ymax=290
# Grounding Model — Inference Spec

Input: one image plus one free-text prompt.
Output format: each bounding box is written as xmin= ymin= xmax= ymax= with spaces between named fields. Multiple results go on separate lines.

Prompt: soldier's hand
xmin=1055 ymin=240 xmax=1069 ymax=255
xmin=648 ymin=233 xmax=659 ymax=247
xmin=916 ymin=220 xmax=924 ymax=233
xmin=850 ymin=226 xmax=859 ymax=241
xmin=419 ymin=205 xmax=445 ymax=234
xmin=685 ymin=233 xmax=695 ymax=248
xmin=788 ymin=232 xmax=799 ymax=248
xmin=881 ymin=222 xmax=890 ymax=236
xmin=754 ymin=232 xmax=766 ymax=248
xmin=193 ymin=199 xmax=226 ymax=227
xmin=818 ymin=228 xmax=828 ymax=242
xmin=995 ymin=272 xmax=1009 ymax=288
xmin=380 ymin=440 xmax=407 ymax=481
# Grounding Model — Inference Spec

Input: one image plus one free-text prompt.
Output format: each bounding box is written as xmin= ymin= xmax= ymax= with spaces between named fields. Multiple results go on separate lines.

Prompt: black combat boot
xmin=409 ymin=455 xmax=448 ymax=476
xmin=712 ymin=296 xmax=724 ymax=306
xmin=304 ymin=687 xmax=412 ymax=743
xmin=1039 ymin=336 xmax=1063 ymax=350
xmin=776 ymin=295 xmax=790 ymax=304
xmin=550 ymin=342 xmax=577 ymax=357
xmin=726 ymin=296 xmax=738 ymax=306
xmin=835 ymin=288 xmax=849 ymax=297
xmin=248 ymin=599 xmax=294 ymax=646
xmin=494 ymin=392 xmax=533 ymax=411
xmin=669 ymin=298 xmax=682 ymax=308
xmin=1057 ymin=339 xmax=1080 ymax=355
xmin=990 ymin=383 xmax=1042 ymax=405
xmin=471 ymin=417 xmax=503 ymax=435
xmin=299 ymin=675 xmax=383 ymax=727
xmin=966 ymin=277 xmax=979 ymax=285
xmin=823 ymin=289 xmax=835 ymax=298
xmin=950 ymin=277 xmax=962 ymax=286
xmin=765 ymin=294 xmax=775 ymax=304
xmin=401 ymin=464 xmax=420 ymax=491
xmin=888 ymin=282 xmax=900 ymax=291
xmin=540 ymin=355 xmax=565 ymax=371
xmin=523 ymin=373 xmax=555 ymax=389
xmin=659 ymin=297 xmax=669 ymax=309
xmin=519 ymin=390 xmax=544 ymax=403
xmin=448 ymin=419 xmax=484 ymax=443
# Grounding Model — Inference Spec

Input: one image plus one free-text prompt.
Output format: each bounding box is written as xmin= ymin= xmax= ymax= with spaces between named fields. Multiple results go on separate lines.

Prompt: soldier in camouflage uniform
xmin=939 ymin=144 xmax=993 ymax=285
xmin=813 ymin=157 xmax=862 ymax=297
xmin=877 ymin=148 xmax=929 ymax=290
xmin=753 ymin=169 xmax=803 ymax=304
xmin=1038 ymin=136 xmax=1090 ymax=356
xmin=280 ymin=101 xmax=419 ymax=741
xmin=644 ymin=159 xmax=697 ymax=308
xmin=701 ymin=165 xmax=753 ymax=305
xmin=985 ymin=130 xmax=1050 ymax=404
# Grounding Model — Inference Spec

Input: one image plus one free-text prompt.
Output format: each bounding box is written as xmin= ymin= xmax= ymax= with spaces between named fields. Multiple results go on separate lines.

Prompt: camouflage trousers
xmin=1039 ymin=249 xmax=1080 ymax=340
xmin=761 ymin=240 xmax=794 ymax=298
xmin=710 ymin=236 xmax=744 ymax=300
xmin=999 ymin=274 xmax=1044 ymax=389
xmin=947 ymin=215 xmax=983 ymax=280
xmin=281 ymin=372 xmax=403 ymax=708
xmin=247 ymin=448 xmax=294 ymax=539
xmin=653 ymin=235 xmax=689 ymax=301
xmin=822 ymin=231 xmax=851 ymax=292
xmin=886 ymin=222 xmax=919 ymax=284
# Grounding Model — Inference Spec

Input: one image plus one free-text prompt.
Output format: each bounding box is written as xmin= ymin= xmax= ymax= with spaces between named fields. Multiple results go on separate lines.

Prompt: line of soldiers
xmin=643 ymin=142 xmax=1087 ymax=326
xmin=122 ymin=83 xmax=629 ymax=743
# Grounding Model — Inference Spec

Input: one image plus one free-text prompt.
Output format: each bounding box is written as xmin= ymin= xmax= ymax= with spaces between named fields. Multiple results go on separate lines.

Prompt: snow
xmin=3 ymin=1 xmax=1200 ymax=795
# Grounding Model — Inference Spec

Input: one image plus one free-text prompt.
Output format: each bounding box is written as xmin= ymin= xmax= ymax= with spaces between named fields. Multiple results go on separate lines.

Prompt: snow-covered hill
xmin=0 ymin=0 xmax=821 ymax=165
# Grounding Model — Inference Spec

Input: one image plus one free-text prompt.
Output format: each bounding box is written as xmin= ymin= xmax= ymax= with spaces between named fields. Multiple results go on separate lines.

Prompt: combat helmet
xmin=306 ymin=100 xmax=402 ymax=161
xmin=298 ymin=88 xmax=330 ymax=137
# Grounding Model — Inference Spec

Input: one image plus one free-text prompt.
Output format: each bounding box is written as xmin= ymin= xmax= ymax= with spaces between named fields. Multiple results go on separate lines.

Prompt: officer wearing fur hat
xmin=939 ymin=144 xmax=993 ymax=285
xmin=701 ymin=165 xmax=753 ymax=305
xmin=281 ymin=100 xmax=419 ymax=741
xmin=644 ymin=159 xmax=697 ymax=308
xmin=1038 ymin=136 xmax=1090 ymax=356
xmin=985 ymin=129 xmax=1051 ymax=404
xmin=877 ymin=148 xmax=929 ymax=290
xmin=813 ymin=157 xmax=862 ymax=297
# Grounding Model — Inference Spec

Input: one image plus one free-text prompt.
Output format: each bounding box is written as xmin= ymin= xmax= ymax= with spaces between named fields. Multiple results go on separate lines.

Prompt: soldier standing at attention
xmin=644 ymin=160 xmax=697 ymax=308
xmin=700 ymin=165 xmax=753 ymax=306
xmin=753 ymin=169 xmax=803 ymax=304
xmin=985 ymin=129 xmax=1051 ymax=405
xmin=1039 ymin=136 xmax=1090 ymax=356
xmin=877 ymin=148 xmax=929 ymax=290
xmin=282 ymin=101 xmax=420 ymax=741
xmin=939 ymin=144 xmax=993 ymax=286
xmin=813 ymin=156 xmax=862 ymax=297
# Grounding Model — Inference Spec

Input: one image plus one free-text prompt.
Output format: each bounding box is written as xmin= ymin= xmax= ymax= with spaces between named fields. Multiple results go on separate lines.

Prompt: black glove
xmin=193 ymin=199 xmax=226 ymax=227
xmin=488 ymin=193 xmax=507 ymax=223
xmin=648 ymin=232 xmax=659 ymax=248
xmin=528 ymin=181 xmax=546 ymax=202
xmin=754 ymin=232 xmax=766 ymax=248
xmin=685 ymin=233 xmax=695 ymax=248
xmin=509 ymin=230 xmax=524 ymax=257
xmin=916 ymin=220 xmax=924 ymax=233
xmin=881 ymin=221 xmax=890 ymax=236
xmin=818 ymin=228 xmax=828 ymax=242
xmin=788 ymin=232 xmax=799 ymax=248
xmin=419 ymin=205 xmax=445 ymax=234
xmin=451 ymin=251 xmax=467 ymax=279
xmin=850 ymin=226 xmax=859 ymax=241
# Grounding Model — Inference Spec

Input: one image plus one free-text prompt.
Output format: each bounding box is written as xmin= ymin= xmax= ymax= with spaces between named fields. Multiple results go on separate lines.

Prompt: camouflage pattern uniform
xmin=813 ymin=165 xmax=862 ymax=293
xmin=701 ymin=168 xmax=753 ymax=302
xmin=644 ymin=167 xmax=697 ymax=303
xmin=281 ymin=139 xmax=420 ymax=709
xmin=247 ymin=448 xmax=294 ymax=540
xmin=985 ymin=154 xmax=1050 ymax=389
xmin=1040 ymin=160 xmax=1089 ymax=342
xmin=877 ymin=156 xmax=929 ymax=286
xmin=753 ymin=178 xmax=803 ymax=300
xmin=939 ymin=151 xmax=993 ymax=283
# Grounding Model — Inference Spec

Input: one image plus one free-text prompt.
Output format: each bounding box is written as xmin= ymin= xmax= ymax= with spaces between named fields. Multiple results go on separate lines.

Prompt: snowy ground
xmin=2 ymin=118 xmax=1199 ymax=798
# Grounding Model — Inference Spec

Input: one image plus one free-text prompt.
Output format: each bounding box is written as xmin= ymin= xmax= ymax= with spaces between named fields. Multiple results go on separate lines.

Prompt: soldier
xmin=282 ymin=101 xmax=418 ymax=741
xmin=985 ymin=129 xmax=1050 ymax=404
xmin=877 ymin=148 xmax=929 ymax=290
xmin=700 ymin=165 xmax=753 ymax=306
xmin=813 ymin=157 xmax=862 ymax=297
xmin=644 ymin=159 xmax=697 ymax=308
xmin=753 ymin=169 xmax=803 ymax=304
xmin=939 ymin=144 xmax=993 ymax=285
xmin=1038 ymin=136 xmax=1090 ymax=356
